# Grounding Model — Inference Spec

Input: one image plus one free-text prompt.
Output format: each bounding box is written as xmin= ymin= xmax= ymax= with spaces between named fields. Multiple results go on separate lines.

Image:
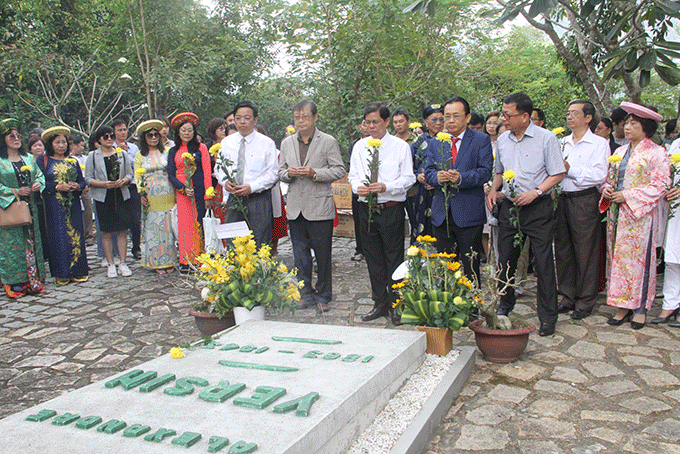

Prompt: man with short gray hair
xmin=555 ymin=100 xmax=609 ymax=319
xmin=279 ymin=99 xmax=346 ymax=313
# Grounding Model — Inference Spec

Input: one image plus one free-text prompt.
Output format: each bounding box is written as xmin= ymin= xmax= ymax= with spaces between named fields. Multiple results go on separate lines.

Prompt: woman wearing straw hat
xmin=600 ymin=102 xmax=670 ymax=330
xmin=134 ymin=119 xmax=177 ymax=273
xmin=38 ymin=126 xmax=89 ymax=285
xmin=0 ymin=119 xmax=46 ymax=297
xmin=167 ymin=112 xmax=214 ymax=272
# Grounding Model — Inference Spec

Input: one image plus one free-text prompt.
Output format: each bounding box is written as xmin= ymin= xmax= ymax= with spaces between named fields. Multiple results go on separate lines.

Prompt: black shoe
xmin=650 ymin=308 xmax=680 ymax=324
xmin=668 ymin=319 xmax=680 ymax=328
xmin=390 ymin=308 xmax=402 ymax=326
xmin=539 ymin=324 xmax=555 ymax=336
xmin=570 ymin=309 xmax=591 ymax=320
xmin=297 ymin=296 xmax=317 ymax=310
xmin=496 ymin=306 xmax=511 ymax=316
xmin=606 ymin=310 xmax=632 ymax=326
xmin=631 ymin=314 xmax=646 ymax=330
xmin=557 ymin=304 xmax=572 ymax=314
xmin=362 ymin=306 xmax=389 ymax=322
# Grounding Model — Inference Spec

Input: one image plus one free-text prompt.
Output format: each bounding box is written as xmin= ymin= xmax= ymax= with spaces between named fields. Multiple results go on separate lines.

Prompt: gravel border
xmin=348 ymin=346 xmax=476 ymax=454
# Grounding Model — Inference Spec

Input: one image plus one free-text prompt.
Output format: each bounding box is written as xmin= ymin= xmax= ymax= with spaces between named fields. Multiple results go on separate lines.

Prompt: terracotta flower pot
xmin=416 ymin=326 xmax=453 ymax=356
xmin=468 ymin=318 xmax=536 ymax=363
xmin=189 ymin=308 xmax=235 ymax=336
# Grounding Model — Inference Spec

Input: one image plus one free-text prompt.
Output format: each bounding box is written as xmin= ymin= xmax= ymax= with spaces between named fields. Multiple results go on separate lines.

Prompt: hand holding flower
xmin=602 ymin=186 xmax=615 ymax=200
xmin=610 ymin=191 xmax=626 ymax=204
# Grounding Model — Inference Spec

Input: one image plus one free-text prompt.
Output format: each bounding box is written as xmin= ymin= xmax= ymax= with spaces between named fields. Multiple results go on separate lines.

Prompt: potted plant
xmin=467 ymin=232 xmax=536 ymax=363
xmin=192 ymin=234 xmax=300 ymax=333
xmin=392 ymin=235 xmax=477 ymax=356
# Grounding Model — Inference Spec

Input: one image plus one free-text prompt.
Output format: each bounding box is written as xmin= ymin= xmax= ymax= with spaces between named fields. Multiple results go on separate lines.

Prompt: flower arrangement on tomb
xmin=194 ymin=234 xmax=302 ymax=317
xmin=392 ymin=235 xmax=477 ymax=330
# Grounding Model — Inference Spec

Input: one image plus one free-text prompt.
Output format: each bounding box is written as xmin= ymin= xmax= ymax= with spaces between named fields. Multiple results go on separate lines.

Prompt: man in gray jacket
xmin=279 ymin=99 xmax=346 ymax=313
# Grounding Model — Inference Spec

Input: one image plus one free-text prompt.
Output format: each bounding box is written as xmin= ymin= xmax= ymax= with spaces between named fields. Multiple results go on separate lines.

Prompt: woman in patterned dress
xmin=38 ymin=126 xmax=89 ymax=285
xmin=0 ymin=119 xmax=46 ymax=297
xmin=134 ymin=120 xmax=177 ymax=274
xmin=600 ymin=102 xmax=670 ymax=330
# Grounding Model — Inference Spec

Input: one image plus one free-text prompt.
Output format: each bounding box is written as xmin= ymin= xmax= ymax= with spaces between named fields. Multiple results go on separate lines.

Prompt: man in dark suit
xmin=424 ymin=96 xmax=493 ymax=282
xmin=279 ymin=99 xmax=346 ymax=313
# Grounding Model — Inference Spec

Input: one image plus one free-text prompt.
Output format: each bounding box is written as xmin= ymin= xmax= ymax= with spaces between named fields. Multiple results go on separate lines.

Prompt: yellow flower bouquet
xmin=194 ymin=235 xmax=301 ymax=317
xmin=392 ymin=235 xmax=477 ymax=330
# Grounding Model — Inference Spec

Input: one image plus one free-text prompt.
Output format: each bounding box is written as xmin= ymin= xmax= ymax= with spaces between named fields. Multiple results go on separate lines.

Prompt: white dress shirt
xmin=561 ymin=129 xmax=609 ymax=192
xmin=216 ymin=130 xmax=278 ymax=200
xmin=348 ymin=132 xmax=415 ymax=203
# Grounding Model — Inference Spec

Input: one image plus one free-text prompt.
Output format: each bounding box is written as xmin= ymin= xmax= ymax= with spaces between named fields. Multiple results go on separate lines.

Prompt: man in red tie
xmin=424 ymin=96 xmax=494 ymax=282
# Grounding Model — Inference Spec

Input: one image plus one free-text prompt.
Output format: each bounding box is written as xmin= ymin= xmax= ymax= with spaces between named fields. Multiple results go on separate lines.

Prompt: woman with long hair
xmin=206 ymin=117 xmax=227 ymax=223
xmin=166 ymin=112 xmax=213 ymax=271
xmin=134 ymin=120 xmax=177 ymax=273
xmin=0 ymin=119 xmax=46 ymax=297
xmin=84 ymin=125 xmax=134 ymax=278
xmin=600 ymin=103 xmax=670 ymax=330
xmin=38 ymin=126 xmax=89 ymax=285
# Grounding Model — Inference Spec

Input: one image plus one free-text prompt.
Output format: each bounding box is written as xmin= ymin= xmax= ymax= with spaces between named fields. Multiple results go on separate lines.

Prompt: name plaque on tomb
xmin=0 ymin=321 xmax=426 ymax=454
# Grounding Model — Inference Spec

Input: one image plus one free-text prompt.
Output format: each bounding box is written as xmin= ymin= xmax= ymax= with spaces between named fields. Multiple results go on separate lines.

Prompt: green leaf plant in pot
xmin=191 ymin=234 xmax=300 ymax=334
xmin=392 ymin=235 xmax=477 ymax=355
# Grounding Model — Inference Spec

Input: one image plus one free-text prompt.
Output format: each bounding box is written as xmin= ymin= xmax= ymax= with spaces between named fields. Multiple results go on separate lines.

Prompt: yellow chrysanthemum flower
xmin=278 ymin=263 xmax=288 ymax=274
xmin=367 ymin=138 xmax=382 ymax=148
xmin=453 ymin=296 xmax=464 ymax=305
xmin=135 ymin=168 xmax=146 ymax=174
xmin=671 ymin=153 xmax=680 ymax=164
xmin=503 ymin=170 xmax=516 ymax=181
xmin=116 ymin=147 xmax=123 ymax=154
xmin=608 ymin=155 xmax=622 ymax=163
xmin=286 ymin=126 xmax=296 ymax=134
xmin=80 ymin=164 xmax=86 ymax=171
xmin=409 ymin=122 xmax=422 ymax=130
xmin=552 ymin=127 xmax=565 ymax=136
xmin=20 ymin=165 xmax=32 ymax=172
xmin=205 ymin=186 xmax=215 ymax=198
xmin=208 ymin=143 xmax=221 ymax=157
xmin=407 ymin=245 xmax=420 ymax=256
xmin=445 ymin=261 xmax=461 ymax=272
xmin=170 ymin=347 xmax=185 ymax=359
xmin=436 ymin=132 xmax=452 ymax=143
xmin=66 ymin=157 xmax=78 ymax=164
xmin=416 ymin=235 xmax=437 ymax=243
xmin=181 ymin=152 xmax=195 ymax=161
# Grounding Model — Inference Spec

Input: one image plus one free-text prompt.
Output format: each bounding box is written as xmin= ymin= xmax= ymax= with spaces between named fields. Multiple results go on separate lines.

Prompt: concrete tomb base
xmin=0 ymin=321 xmax=439 ymax=453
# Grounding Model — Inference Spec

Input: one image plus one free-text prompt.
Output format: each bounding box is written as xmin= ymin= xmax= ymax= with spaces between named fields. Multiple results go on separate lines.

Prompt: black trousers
xmin=433 ymin=221 xmax=483 ymax=284
xmin=127 ymin=185 xmax=142 ymax=255
xmin=225 ymin=189 xmax=272 ymax=247
xmin=555 ymin=190 xmax=602 ymax=312
xmin=497 ymin=195 xmax=558 ymax=327
xmin=356 ymin=201 xmax=405 ymax=309
xmin=289 ymin=215 xmax=334 ymax=302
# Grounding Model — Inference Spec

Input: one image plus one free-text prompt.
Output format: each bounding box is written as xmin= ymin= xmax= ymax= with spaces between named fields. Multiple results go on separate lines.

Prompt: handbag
xmin=0 ymin=189 xmax=32 ymax=227
xmin=203 ymin=209 xmax=225 ymax=254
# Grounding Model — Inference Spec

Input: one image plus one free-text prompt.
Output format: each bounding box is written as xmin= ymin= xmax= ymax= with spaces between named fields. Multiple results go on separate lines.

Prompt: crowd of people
xmin=1 ymin=93 xmax=679 ymax=336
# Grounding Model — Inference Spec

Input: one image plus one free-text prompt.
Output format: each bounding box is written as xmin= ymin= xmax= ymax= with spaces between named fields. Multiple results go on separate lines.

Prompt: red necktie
xmin=450 ymin=137 xmax=460 ymax=167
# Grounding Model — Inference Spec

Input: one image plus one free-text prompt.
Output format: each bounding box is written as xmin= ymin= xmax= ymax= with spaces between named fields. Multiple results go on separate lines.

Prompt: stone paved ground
xmin=1 ymin=236 xmax=679 ymax=453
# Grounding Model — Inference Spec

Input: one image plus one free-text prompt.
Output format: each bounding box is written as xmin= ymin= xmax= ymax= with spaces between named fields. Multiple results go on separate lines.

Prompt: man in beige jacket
xmin=279 ymin=99 xmax=346 ymax=313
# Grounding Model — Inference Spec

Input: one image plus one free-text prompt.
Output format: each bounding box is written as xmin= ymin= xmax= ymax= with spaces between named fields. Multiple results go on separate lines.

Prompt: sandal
xmin=71 ymin=276 xmax=89 ymax=283
xmin=4 ymin=284 xmax=25 ymax=298
xmin=55 ymin=278 xmax=70 ymax=286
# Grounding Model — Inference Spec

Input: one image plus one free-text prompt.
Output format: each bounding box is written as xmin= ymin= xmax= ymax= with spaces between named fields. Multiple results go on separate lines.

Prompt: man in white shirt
xmin=216 ymin=101 xmax=278 ymax=246
xmin=348 ymin=102 xmax=416 ymax=323
xmin=555 ymin=100 xmax=609 ymax=319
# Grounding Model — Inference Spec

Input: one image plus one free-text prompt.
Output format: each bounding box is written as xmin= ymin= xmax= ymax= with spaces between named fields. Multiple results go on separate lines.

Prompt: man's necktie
xmin=450 ymin=137 xmax=460 ymax=167
xmin=236 ymin=137 xmax=246 ymax=185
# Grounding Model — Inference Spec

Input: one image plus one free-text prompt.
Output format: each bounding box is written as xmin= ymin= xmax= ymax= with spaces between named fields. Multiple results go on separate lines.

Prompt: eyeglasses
xmin=364 ymin=119 xmax=385 ymax=126
xmin=293 ymin=114 xmax=313 ymax=121
xmin=443 ymin=114 xmax=465 ymax=121
xmin=565 ymin=111 xmax=581 ymax=118
xmin=234 ymin=116 xmax=253 ymax=122
xmin=101 ymin=133 xmax=115 ymax=140
xmin=145 ymin=132 xmax=160 ymax=138
xmin=501 ymin=111 xmax=521 ymax=119
xmin=428 ymin=117 xmax=445 ymax=123
xmin=7 ymin=133 xmax=21 ymax=140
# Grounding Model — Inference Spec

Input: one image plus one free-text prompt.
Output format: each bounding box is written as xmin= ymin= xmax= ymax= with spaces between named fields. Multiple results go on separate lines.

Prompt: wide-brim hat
xmin=171 ymin=112 xmax=199 ymax=129
xmin=0 ymin=118 xmax=20 ymax=135
xmin=42 ymin=126 xmax=71 ymax=142
xmin=620 ymin=102 xmax=663 ymax=122
xmin=136 ymin=119 xmax=164 ymax=137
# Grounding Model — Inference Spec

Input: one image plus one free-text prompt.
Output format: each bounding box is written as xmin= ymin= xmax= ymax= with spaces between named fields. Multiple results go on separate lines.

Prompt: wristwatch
xmin=535 ymin=187 xmax=543 ymax=196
